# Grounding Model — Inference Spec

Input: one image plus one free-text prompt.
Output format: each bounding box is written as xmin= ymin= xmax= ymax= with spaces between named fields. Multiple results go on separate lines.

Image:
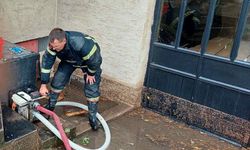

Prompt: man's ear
xmin=62 ymin=38 xmax=66 ymax=43
xmin=48 ymin=43 xmax=53 ymax=49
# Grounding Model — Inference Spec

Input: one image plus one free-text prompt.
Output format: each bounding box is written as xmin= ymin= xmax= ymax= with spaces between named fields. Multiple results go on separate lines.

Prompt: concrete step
xmin=31 ymin=98 xmax=77 ymax=149
xmin=34 ymin=99 xmax=133 ymax=149
xmin=75 ymin=102 xmax=134 ymax=136
xmin=34 ymin=112 xmax=76 ymax=149
xmin=0 ymin=105 xmax=41 ymax=150
xmin=0 ymin=98 xmax=134 ymax=150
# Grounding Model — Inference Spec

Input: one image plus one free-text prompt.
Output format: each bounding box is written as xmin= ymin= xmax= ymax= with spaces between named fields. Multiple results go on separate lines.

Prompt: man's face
xmin=49 ymin=39 xmax=66 ymax=52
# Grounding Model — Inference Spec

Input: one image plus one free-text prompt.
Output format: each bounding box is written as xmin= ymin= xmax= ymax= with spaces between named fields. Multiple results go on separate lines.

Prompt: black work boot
xmin=88 ymin=101 xmax=100 ymax=131
xmin=45 ymin=92 xmax=59 ymax=111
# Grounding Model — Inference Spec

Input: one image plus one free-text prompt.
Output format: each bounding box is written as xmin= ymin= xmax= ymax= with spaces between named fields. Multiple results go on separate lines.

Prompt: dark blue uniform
xmin=41 ymin=31 xmax=102 ymax=130
xmin=41 ymin=31 xmax=102 ymax=101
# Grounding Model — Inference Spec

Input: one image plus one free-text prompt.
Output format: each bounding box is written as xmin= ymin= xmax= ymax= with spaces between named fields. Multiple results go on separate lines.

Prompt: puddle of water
xmin=72 ymin=108 xmax=243 ymax=150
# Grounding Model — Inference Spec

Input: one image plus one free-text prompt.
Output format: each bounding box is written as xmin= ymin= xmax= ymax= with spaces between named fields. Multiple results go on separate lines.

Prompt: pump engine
xmin=9 ymin=89 xmax=44 ymax=121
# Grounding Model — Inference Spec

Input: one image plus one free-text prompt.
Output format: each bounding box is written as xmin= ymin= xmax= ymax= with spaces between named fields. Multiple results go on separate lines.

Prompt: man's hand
xmin=40 ymin=84 xmax=49 ymax=96
xmin=86 ymin=74 xmax=96 ymax=85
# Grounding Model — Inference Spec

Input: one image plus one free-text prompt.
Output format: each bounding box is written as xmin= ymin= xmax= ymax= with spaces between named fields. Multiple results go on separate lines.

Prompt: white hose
xmin=32 ymin=101 xmax=111 ymax=150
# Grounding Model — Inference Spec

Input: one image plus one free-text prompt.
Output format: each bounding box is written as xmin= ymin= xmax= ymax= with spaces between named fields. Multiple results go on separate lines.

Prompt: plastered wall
xmin=57 ymin=0 xmax=156 ymax=89
xmin=0 ymin=0 xmax=57 ymax=43
xmin=0 ymin=0 xmax=156 ymax=106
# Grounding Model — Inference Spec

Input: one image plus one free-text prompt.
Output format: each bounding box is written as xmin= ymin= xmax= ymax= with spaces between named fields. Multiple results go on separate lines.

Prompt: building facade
xmin=0 ymin=0 xmax=249 ymax=147
xmin=143 ymin=0 xmax=250 ymax=147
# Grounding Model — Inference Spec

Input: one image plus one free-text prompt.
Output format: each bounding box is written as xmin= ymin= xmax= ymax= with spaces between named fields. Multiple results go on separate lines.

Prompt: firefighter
xmin=39 ymin=28 xmax=102 ymax=131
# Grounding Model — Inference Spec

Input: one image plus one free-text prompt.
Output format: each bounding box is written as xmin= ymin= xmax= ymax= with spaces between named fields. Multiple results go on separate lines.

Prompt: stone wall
xmin=142 ymin=87 xmax=250 ymax=147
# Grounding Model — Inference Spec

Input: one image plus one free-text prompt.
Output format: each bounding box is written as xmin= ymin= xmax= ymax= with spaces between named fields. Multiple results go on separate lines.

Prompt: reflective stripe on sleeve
xmin=87 ymin=68 xmax=96 ymax=73
xmin=86 ymin=36 xmax=97 ymax=43
xmin=82 ymin=44 xmax=97 ymax=60
xmin=41 ymin=68 xmax=51 ymax=73
xmin=47 ymin=47 xmax=56 ymax=56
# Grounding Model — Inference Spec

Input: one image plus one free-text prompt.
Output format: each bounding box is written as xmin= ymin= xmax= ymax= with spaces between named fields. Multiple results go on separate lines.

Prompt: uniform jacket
xmin=41 ymin=31 xmax=102 ymax=84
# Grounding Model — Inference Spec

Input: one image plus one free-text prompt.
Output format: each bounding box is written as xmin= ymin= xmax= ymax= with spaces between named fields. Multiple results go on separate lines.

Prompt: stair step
xmin=1 ymin=105 xmax=40 ymax=150
xmin=34 ymin=106 xmax=77 ymax=149
xmin=32 ymin=99 xmax=133 ymax=149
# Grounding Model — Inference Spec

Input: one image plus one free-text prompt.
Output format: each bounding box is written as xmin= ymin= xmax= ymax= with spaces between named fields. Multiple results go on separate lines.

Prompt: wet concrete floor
xmin=48 ymin=107 xmax=249 ymax=150
xmin=39 ymin=79 xmax=249 ymax=150
xmin=72 ymin=108 xmax=249 ymax=150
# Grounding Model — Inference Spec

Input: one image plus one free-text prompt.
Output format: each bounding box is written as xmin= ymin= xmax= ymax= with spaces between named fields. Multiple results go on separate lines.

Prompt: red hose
xmin=36 ymin=105 xmax=72 ymax=150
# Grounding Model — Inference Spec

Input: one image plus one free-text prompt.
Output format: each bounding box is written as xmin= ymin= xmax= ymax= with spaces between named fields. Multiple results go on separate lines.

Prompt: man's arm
xmin=40 ymin=46 xmax=56 ymax=94
xmin=83 ymin=46 xmax=102 ymax=84
xmin=82 ymin=42 xmax=102 ymax=74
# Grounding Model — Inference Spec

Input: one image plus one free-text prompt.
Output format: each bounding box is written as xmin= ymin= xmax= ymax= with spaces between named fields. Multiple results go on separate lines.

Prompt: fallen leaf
xmin=82 ymin=137 xmax=90 ymax=145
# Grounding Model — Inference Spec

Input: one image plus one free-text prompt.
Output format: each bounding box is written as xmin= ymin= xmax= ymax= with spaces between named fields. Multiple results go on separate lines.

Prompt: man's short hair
xmin=49 ymin=28 xmax=66 ymax=43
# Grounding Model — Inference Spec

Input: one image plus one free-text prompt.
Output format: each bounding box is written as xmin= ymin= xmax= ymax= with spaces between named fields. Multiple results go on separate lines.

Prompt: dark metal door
xmin=145 ymin=0 xmax=250 ymax=121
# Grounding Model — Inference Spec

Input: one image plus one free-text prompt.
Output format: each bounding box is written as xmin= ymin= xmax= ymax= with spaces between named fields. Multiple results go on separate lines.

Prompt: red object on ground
xmin=36 ymin=105 xmax=72 ymax=150
xmin=0 ymin=37 xmax=4 ymax=59
xmin=16 ymin=39 xmax=38 ymax=53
